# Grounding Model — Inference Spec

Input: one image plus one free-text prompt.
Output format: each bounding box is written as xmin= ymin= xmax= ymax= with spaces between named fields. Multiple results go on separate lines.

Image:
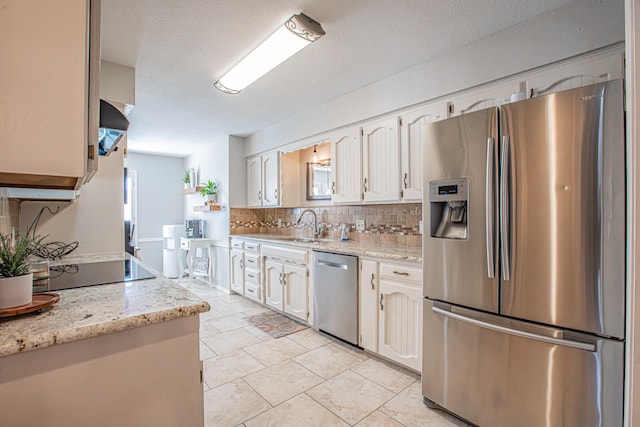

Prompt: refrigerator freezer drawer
xmin=422 ymin=300 xmax=624 ymax=427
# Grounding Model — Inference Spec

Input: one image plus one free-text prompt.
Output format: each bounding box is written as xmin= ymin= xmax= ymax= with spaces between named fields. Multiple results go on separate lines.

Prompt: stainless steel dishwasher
xmin=313 ymin=251 xmax=358 ymax=345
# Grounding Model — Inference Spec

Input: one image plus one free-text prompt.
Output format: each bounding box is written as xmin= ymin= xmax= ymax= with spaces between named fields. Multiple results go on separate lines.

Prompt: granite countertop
xmin=232 ymin=234 xmax=422 ymax=263
xmin=0 ymin=252 xmax=210 ymax=358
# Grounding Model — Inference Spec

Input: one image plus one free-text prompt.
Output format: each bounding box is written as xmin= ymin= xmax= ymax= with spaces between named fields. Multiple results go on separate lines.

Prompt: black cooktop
xmin=33 ymin=258 xmax=156 ymax=293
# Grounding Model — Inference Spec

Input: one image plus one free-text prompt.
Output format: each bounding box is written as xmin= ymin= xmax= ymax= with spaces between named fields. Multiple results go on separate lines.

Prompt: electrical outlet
xmin=356 ymin=219 xmax=365 ymax=232
xmin=419 ymin=220 xmax=424 ymax=235
xmin=277 ymin=218 xmax=282 ymax=227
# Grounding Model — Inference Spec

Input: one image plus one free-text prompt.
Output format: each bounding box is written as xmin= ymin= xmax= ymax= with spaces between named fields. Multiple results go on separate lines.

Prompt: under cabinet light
xmin=214 ymin=13 xmax=325 ymax=94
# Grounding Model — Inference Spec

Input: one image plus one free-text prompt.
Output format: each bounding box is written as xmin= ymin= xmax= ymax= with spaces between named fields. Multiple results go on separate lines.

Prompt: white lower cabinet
xmin=265 ymin=259 xmax=309 ymax=322
xmin=283 ymin=263 xmax=309 ymax=321
xmin=265 ymin=259 xmax=284 ymax=311
xmin=378 ymin=262 xmax=422 ymax=372
xmin=359 ymin=258 xmax=423 ymax=372
xmin=359 ymin=259 xmax=379 ymax=352
xmin=243 ymin=252 xmax=262 ymax=303
xmin=230 ymin=249 xmax=244 ymax=294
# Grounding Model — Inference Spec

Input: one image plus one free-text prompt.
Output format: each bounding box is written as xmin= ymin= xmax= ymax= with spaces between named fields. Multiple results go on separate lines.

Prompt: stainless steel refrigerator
xmin=422 ymin=79 xmax=625 ymax=427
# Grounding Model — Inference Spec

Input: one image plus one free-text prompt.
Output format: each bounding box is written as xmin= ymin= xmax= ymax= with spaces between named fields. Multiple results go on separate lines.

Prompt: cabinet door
xmin=400 ymin=105 xmax=445 ymax=201
xmin=262 ymin=151 xmax=280 ymax=207
xmin=246 ymin=156 xmax=262 ymax=207
xmin=378 ymin=279 xmax=422 ymax=371
xmin=283 ymin=263 xmax=309 ymax=322
xmin=359 ymin=259 xmax=379 ymax=351
xmin=330 ymin=127 xmax=362 ymax=204
xmin=0 ymin=0 xmax=92 ymax=186
xmin=230 ymin=249 xmax=244 ymax=294
xmin=264 ymin=260 xmax=284 ymax=311
xmin=362 ymin=117 xmax=401 ymax=202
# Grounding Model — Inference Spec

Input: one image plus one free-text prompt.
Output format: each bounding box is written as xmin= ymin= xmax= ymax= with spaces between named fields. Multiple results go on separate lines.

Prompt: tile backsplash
xmin=230 ymin=204 xmax=422 ymax=248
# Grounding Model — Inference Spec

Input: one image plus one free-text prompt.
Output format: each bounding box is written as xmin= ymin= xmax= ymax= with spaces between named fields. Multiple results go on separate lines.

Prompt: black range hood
xmin=99 ymin=99 xmax=130 ymax=156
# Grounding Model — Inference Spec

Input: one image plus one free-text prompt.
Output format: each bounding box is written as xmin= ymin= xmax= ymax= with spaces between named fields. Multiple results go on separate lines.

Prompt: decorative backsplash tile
xmin=230 ymin=204 xmax=422 ymax=248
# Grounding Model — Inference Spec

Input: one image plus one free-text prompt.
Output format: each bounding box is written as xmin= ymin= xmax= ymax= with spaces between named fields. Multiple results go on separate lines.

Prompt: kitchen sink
xmin=284 ymin=237 xmax=316 ymax=243
xmin=279 ymin=237 xmax=336 ymax=243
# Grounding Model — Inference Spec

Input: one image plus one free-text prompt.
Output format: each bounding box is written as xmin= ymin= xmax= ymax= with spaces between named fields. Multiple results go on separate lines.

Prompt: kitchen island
xmin=0 ymin=252 xmax=210 ymax=427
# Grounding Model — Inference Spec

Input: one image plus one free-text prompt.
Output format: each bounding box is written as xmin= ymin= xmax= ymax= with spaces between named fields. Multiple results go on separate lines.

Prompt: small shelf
xmin=193 ymin=204 xmax=223 ymax=212
xmin=182 ymin=186 xmax=204 ymax=195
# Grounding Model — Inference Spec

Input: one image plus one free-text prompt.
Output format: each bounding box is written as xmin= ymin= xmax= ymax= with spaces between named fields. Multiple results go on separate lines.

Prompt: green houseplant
xmin=0 ymin=231 xmax=45 ymax=309
xmin=183 ymin=169 xmax=191 ymax=189
xmin=200 ymin=180 xmax=218 ymax=203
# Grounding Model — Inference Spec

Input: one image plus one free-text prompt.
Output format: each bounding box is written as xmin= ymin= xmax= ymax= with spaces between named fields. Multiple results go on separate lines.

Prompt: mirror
xmin=306 ymin=161 xmax=332 ymax=200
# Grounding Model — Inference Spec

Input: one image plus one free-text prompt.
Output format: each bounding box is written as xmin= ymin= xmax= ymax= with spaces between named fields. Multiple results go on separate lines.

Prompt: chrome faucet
xmin=296 ymin=209 xmax=322 ymax=239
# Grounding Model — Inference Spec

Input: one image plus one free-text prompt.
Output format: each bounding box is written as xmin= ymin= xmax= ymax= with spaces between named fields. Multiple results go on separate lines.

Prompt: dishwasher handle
xmin=316 ymin=260 xmax=349 ymax=270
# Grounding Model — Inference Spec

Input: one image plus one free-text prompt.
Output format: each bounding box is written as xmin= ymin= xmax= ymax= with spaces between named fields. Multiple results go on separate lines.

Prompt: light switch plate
xmin=356 ymin=219 xmax=365 ymax=231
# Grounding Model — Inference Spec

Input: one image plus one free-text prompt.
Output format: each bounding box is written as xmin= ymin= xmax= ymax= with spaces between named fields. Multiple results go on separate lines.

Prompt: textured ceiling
xmin=101 ymin=0 xmax=572 ymax=157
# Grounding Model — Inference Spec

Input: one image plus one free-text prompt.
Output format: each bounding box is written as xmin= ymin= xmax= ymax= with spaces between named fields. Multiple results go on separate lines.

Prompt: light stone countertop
xmin=0 ymin=252 xmax=210 ymax=358
xmin=232 ymin=234 xmax=422 ymax=263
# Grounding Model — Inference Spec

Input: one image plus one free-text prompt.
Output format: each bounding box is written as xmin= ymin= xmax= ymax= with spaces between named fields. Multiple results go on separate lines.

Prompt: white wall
xmin=228 ymin=135 xmax=246 ymax=208
xmin=245 ymin=0 xmax=625 ymax=155
xmin=185 ymin=137 xmax=232 ymax=291
xmin=19 ymin=148 xmax=125 ymax=255
xmin=125 ymin=153 xmax=185 ymax=272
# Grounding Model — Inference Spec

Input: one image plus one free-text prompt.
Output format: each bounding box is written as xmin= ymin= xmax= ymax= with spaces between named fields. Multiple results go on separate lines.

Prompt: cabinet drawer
xmin=245 ymin=255 xmax=260 ymax=270
xmin=380 ymin=262 xmax=422 ymax=284
xmin=245 ymin=269 xmax=261 ymax=285
xmin=245 ymin=242 xmax=260 ymax=253
xmin=244 ymin=282 xmax=262 ymax=302
xmin=231 ymin=239 xmax=244 ymax=250
xmin=261 ymin=245 xmax=308 ymax=263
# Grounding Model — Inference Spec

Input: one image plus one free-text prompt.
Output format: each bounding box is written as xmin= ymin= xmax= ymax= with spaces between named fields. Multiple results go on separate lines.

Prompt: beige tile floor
xmin=185 ymin=281 xmax=471 ymax=427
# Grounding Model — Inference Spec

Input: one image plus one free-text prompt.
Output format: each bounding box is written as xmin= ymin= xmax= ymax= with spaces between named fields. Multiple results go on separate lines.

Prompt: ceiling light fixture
xmin=214 ymin=13 xmax=325 ymax=94
xmin=312 ymin=145 xmax=318 ymax=163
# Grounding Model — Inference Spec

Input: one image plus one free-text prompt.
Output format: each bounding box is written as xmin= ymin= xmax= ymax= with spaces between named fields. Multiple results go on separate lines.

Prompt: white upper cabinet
xmin=246 ymin=151 xmax=280 ymax=207
xmin=0 ymin=0 xmax=100 ymax=190
xmin=246 ymin=156 xmax=262 ymax=207
xmin=400 ymin=105 xmax=446 ymax=201
xmin=262 ymin=151 xmax=280 ymax=206
xmin=362 ymin=117 xmax=401 ymax=203
xmin=330 ymin=126 xmax=363 ymax=204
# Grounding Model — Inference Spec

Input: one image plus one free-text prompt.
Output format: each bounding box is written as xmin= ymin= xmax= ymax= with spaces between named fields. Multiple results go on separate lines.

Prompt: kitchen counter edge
xmin=230 ymin=234 xmax=422 ymax=263
xmin=0 ymin=252 xmax=210 ymax=358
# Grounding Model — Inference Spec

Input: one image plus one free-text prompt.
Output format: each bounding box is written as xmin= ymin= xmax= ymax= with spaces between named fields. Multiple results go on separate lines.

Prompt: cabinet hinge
xmin=447 ymin=102 xmax=455 ymax=117
xmin=400 ymin=189 xmax=404 ymax=198
xmin=399 ymin=117 xmax=403 ymax=126
xmin=360 ymin=128 xmax=364 ymax=137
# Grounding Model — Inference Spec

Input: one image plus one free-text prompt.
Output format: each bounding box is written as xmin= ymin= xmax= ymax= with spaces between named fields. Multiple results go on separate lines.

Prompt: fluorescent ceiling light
xmin=214 ymin=13 xmax=325 ymax=94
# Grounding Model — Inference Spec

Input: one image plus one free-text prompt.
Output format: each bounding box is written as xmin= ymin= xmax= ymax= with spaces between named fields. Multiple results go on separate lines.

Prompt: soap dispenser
xmin=340 ymin=224 xmax=349 ymax=241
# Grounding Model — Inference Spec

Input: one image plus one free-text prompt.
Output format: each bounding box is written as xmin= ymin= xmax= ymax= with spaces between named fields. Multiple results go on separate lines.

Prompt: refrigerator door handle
xmin=500 ymin=135 xmax=511 ymax=281
xmin=485 ymin=137 xmax=495 ymax=279
xmin=432 ymin=306 xmax=596 ymax=352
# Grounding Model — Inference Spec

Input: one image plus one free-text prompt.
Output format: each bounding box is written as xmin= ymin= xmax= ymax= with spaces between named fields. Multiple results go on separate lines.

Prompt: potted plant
xmin=183 ymin=169 xmax=191 ymax=189
xmin=0 ymin=232 xmax=44 ymax=309
xmin=200 ymin=180 xmax=218 ymax=204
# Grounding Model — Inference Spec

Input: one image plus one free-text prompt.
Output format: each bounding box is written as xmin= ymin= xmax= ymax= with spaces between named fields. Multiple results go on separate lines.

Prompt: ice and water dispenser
xmin=429 ymin=178 xmax=469 ymax=240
